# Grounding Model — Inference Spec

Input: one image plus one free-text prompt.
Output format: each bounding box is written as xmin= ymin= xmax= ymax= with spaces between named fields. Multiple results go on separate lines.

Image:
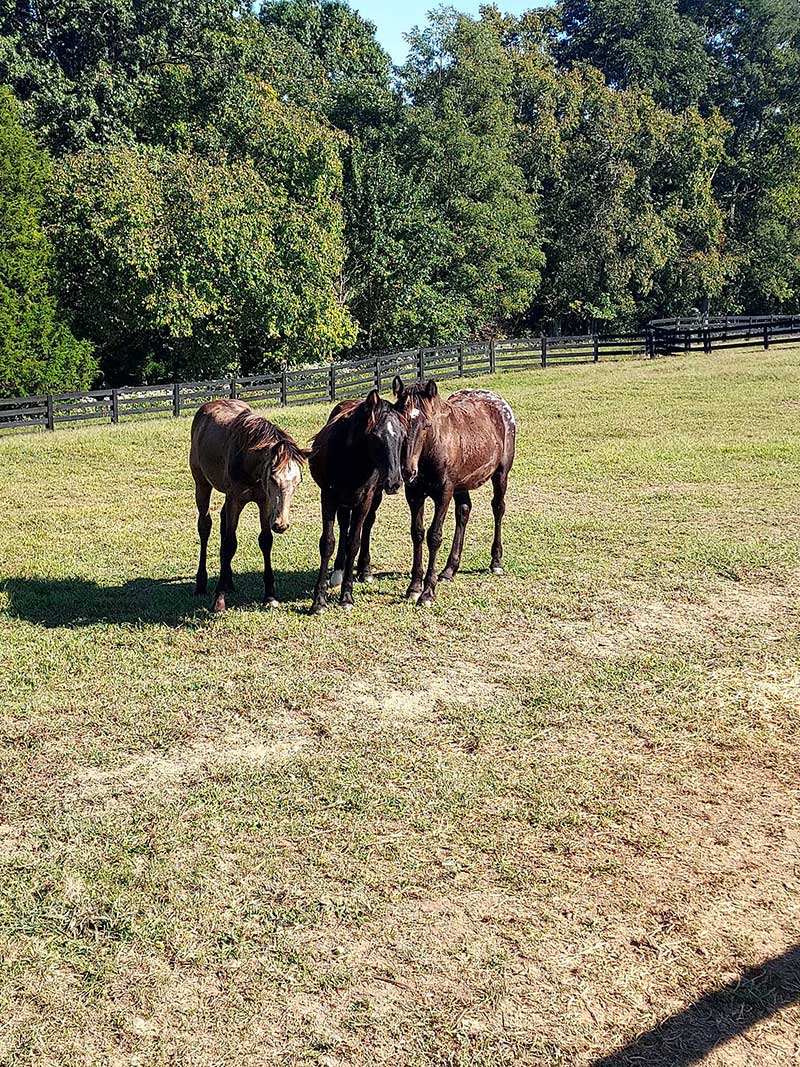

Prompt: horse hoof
xmin=358 ymin=574 xmax=374 ymax=584
xmin=328 ymin=569 xmax=344 ymax=590
xmin=438 ymin=572 xmax=453 ymax=582
xmin=340 ymin=601 xmax=354 ymax=612
xmin=310 ymin=602 xmax=327 ymax=615
xmin=264 ymin=598 xmax=280 ymax=609
xmin=491 ymin=566 xmax=504 ymax=576
xmin=212 ymin=597 xmax=226 ymax=613
xmin=417 ymin=594 xmax=435 ymax=608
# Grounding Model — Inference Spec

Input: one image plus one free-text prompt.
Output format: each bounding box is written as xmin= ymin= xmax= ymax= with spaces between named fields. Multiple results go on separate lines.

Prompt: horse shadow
xmin=592 ymin=943 xmax=800 ymax=1065
xmin=2 ymin=570 xmax=321 ymax=628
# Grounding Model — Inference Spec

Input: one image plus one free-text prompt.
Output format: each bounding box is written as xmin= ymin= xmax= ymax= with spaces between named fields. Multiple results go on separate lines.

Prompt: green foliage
xmin=558 ymin=0 xmax=800 ymax=313
xmin=558 ymin=0 xmax=713 ymax=109
xmin=397 ymin=10 xmax=543 ymax=342
xmin=0 ymin=0 xmax=798 ymax=389
xmin=0 ymin=86 xmax=95 ymax=396
xmin=51 ymin=142 xmax=354 ymax=383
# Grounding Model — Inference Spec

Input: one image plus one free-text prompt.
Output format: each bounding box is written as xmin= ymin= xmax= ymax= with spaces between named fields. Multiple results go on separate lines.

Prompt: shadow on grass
xmin=2 ymin=570 xmax=321 ymax=627
xmin=593 ymin=944 xmax=800 ymax=1066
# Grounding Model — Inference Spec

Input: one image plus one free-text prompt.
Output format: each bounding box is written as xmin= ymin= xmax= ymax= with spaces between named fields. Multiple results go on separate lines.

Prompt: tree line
xmin=0 ymin=0 xmax=798 ymax=395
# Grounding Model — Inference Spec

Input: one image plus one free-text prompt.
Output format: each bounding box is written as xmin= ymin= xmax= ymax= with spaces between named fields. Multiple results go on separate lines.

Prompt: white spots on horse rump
xmin=454 ymin=388 xmax=516 ymax=429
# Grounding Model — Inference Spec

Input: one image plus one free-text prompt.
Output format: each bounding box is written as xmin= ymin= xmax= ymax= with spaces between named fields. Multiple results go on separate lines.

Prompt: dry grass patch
xmin=1 ymin=346 xmax=800 ymax=1065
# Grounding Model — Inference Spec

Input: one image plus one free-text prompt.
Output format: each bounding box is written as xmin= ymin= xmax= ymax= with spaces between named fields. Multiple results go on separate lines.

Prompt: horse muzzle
xmin=272 ymin=520 xmax=289 ymax=534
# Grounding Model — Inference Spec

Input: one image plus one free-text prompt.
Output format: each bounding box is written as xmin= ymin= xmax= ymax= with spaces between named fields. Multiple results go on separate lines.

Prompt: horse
xmin=392 ymin=377 xmax=516 ymax=606
xmin=190 ymin=399 xmax=309 ymax=612
xmin=309 ymin=388 xmax=405 ymax=613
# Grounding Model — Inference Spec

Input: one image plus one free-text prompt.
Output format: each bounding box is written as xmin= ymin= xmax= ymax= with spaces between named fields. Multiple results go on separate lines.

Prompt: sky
xmin=351 ymin=2 xmax=536 ymax=65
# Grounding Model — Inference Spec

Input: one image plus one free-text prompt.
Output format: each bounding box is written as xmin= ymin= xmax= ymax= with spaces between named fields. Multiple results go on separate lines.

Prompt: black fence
xmin=1 ymin=314 xmax=798 ymax=434
xmin=649 ymin=313 xmax=800 ymax=356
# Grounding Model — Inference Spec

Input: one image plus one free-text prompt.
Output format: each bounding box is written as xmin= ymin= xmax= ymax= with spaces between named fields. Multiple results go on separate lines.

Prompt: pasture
xmin=1 ymin=347 xmax=799 ymax=1065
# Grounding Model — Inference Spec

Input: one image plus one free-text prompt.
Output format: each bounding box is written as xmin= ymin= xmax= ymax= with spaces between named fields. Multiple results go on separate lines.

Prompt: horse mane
xmin=231 ymin=410 xmax=307 ymax=471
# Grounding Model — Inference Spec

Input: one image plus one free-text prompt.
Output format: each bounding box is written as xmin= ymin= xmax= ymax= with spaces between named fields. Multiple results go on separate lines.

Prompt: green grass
xmin=2 ymin=347 xmax=800 ymax=1066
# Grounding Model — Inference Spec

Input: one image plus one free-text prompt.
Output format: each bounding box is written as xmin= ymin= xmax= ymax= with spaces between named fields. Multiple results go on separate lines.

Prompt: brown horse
xmin=309 ymin=389 xmax=405 ymax=613
xmin=393 ymin=378 xmax=515 ymax=606
xmin=190 ymin=399 xmax=308 ymax=612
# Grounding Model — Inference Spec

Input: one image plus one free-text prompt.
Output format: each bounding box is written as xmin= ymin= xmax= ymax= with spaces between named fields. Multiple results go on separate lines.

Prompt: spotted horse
xmin=392 ymin=378 xmax=516 ymax=606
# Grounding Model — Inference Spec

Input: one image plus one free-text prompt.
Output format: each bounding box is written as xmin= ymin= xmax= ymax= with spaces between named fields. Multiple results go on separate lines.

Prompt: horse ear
xmin=392 ymin=375 xmax=404 ymax=397
xmin=364 ymin=389 xmax=381 ymax=429
xmin=299 ymin=447 xmax=313 ymax=464
xmin=425 ymin=379 xmax=438 ymax=398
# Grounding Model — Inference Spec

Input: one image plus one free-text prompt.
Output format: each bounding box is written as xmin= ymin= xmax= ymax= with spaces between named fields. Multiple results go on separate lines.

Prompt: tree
xmin=0 ymin=86 xmax=95 ymax=396
xmin=50 ymin=142 xmax=355 ymax=383
xmin=558 ymin=0 xmax=713 ymax=110
xmin=398 ymin=9 xmax=543 ymax=341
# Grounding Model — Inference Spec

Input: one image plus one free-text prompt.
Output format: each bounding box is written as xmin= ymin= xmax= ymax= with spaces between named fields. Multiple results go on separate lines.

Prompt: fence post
xmin=173 ymin=381 xmax=181 ymax=417
xmin=229 ymin=378 xmax=237 ymax=400
xmin=540 ymin=335 xmax=547 ymax=368
xmin=375 ymin=357 xmax=381 ymax=392
xmin=329 ymin=363 xmax=336 ymax=401
xmin=419 ymin=348 xmax=425 ymax=382
xmin=763 ymin=323 xmax=770 ymax=350
xmin=458 ymin=345 xmax=464 ymax=377
xmin=281 ymin=368 xmax=288 ymax=405
xmin=46 ymin=395 xmax=54 ymax=431
xmin=489 ymin=339 xmax=496 ymax=374
xmin=593 ymin=334 xmax=599 ymax=363
xmin=111 ymin=388 xmax=119 ymax=424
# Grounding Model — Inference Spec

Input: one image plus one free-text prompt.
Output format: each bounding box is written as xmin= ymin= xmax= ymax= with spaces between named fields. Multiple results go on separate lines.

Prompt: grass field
xmin=1 ymin=347 xmax=799 ymax=1066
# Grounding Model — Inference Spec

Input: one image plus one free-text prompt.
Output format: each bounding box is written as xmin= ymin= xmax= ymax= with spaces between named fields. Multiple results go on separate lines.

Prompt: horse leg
xmin=258 ymin=501 xmax=278 ymax=607
xmin=418 ymin=488 xmax=454 ymax=607
xmin=339 ymin=497 xmax=371 ymax=610
xmin=212 ymin=494 xmax=243 ymax=613
xmin=329 ymin=506 xmax=349 ymax=590
xmin=312 ymin=492 xmax=337 ymax=614
xmin=405 ymin=489 xmax=426 ymax=601
xmin=194 ymin=477 xmax=212 ymax=595
xmin=357 ymin=490 xmax=382 ymax=582
xmin=439 ymin=490 xmax=471 ymax=582
xmin=490 ymin=469 xmax=508 ymax=575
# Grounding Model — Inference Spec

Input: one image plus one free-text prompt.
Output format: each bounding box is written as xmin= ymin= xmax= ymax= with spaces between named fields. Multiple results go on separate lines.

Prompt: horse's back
xmin=309 ymin=398 xmax=360 ymax=488
xmin=447 ymin=388 xmax=516 ymax=472
xmin=190 ymin=399 xmax=255 ymax=492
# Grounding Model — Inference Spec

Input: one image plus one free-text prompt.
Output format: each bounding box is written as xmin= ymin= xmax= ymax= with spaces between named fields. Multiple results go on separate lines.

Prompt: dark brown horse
xmin=190 ymin=399 xmax=308 ymax=612
xmin=309 ymin=389 xmax=405 ymax=613
xmin=393 ymin=378 xmax=515 ymax=606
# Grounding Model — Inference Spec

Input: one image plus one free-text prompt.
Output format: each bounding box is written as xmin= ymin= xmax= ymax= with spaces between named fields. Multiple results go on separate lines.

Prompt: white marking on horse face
xmin=410 ymin=407 xmax=421 ymax=420
xmin=386 ymin=422 xmax=397 ymax=438
xmin=271 ymin=460 xmax=302 ymax=529
xmin=273 ymin=459 xmax=301 ymax=491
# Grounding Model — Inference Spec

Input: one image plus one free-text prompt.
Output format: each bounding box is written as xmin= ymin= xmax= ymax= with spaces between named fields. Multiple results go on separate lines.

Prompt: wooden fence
xmin=1 ymin=314 xmax=798 ymax=434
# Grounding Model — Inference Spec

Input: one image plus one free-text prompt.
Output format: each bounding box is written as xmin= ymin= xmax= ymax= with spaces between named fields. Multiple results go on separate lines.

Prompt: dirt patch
xmin=70 ymin=717 xmax=312 ymax=804
xmin=346 ymin=663 xmax=506 ymax=729
xmin=269 ymin=755 xmax=800 ymax=1066
xmin=560 ymin=577 xmax=799 ymax=660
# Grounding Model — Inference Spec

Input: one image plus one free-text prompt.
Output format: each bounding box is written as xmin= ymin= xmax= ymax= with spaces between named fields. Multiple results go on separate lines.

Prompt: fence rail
xmin=2 ymin=314 xmax=798 ymax=434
